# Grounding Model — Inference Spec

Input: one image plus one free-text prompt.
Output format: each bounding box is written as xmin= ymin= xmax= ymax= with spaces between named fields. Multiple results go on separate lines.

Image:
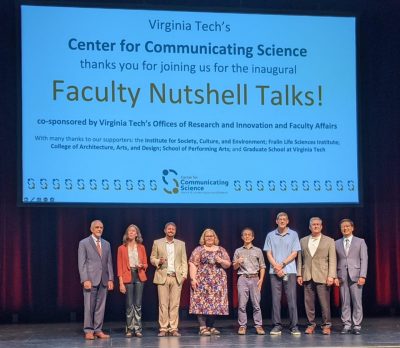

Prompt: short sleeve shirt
xmin=263 ymin=228 xmax=301 ymax=274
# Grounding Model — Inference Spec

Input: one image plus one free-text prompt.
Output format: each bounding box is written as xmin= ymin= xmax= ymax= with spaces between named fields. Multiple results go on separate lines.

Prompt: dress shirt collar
xmin=242 ymin=244 xmax=254 ymax=250
xmin=310 ymin=234 xmax=322 ymax=241
xmin=275 ymin=228 xmax=291 ymax=236
xmin=91 ymin=235 xmax=101 ymax=243
xmin=344 ymin=235 xmax=353 ymax=244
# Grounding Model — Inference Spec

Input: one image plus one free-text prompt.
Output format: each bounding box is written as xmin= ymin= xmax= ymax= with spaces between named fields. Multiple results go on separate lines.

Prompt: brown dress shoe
xmin=255 ymin=326 xmax=266 ymax=335
xmin=84 ymin=332 xmax=95 ymax=340
xmin=94 ymin=331 xmax=110 ymax=339
xmin=238 ymin=326 xmax=246 ymax=335
xmin=322 ymin=327 xmax=331 ymax=335
xmin=305 ymin=326 xmax=315 ymax=334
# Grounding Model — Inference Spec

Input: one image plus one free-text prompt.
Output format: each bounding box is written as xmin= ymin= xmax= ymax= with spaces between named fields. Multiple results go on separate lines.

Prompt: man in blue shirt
xmin=264 ymin=212 xmax=301 ymax=335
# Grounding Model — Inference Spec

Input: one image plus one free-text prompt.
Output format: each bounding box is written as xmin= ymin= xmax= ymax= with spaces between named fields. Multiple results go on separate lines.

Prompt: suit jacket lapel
xmin=339 ymin=237 xmax=345 ymax=255
xmin=173 ymin=241 xmax=179 ymax=265
xmin=304 ymin=236 xmax=312 ymax=257
xmin=313 ymin=235 xmax=325 ymax=257
xmin=163 ymin=239 xmax=168 ymax=255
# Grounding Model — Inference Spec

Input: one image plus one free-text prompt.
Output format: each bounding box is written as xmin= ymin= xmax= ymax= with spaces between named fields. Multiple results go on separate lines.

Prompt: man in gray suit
xmin=297 ymin=217 xmax=336 ymax=335
xmin=78 ymin=220 xmax=114 ymax=340
xmin=334 ymin=219 xmax=368 ymax=335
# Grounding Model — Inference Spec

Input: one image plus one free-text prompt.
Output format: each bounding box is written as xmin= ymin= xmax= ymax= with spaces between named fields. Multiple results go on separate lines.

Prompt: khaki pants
xmin=157 ymin=275 xmax=182 ymax=332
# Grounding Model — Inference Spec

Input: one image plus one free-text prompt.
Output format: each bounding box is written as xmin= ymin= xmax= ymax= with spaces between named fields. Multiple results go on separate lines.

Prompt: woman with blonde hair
xmin=189 ymin=228 xmax=231 ymax=336
xmin=117 ymin=224 xmax=148 ymax=337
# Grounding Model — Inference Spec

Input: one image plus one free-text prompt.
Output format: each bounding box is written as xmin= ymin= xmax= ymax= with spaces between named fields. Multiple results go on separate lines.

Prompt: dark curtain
xmin=1 ymin=0 xmax=400 ymax=323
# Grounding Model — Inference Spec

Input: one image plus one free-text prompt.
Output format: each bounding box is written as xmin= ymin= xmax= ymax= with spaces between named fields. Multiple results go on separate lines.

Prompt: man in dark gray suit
xmin=334 ymin=219 xmax=368 ymax=335
xmin=78 ymin=220 xmax=114 ymax=340
xmin=297 ymin=217 xmax=336 ymax=335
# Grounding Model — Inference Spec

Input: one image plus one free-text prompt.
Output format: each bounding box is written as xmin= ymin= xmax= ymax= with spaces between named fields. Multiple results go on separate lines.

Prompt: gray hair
xmin=309 ymin=217 xmax=322 ymax=226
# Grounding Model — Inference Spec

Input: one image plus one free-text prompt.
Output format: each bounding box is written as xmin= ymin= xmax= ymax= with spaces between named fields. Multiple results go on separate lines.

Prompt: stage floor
xmin=0 ymin=318 xmax=399 ymax=348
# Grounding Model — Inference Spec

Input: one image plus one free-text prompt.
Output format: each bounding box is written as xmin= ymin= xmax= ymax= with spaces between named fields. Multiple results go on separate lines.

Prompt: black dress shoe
xmin=353 ymin=328 xmax=361 ymax=335
xmin=341 ymin=328 xmax=351 ymax=334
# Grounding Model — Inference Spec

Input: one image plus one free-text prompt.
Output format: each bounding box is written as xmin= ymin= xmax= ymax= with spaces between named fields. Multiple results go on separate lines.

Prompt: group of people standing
xmin=77 ymin=213 xmax=368 ymax=340
xmin=265 ymin=213 xmax=367 ymax=337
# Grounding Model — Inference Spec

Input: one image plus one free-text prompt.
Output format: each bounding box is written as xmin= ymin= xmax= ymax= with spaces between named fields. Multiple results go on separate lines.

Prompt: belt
xmin=241 ymin=274 xmax=259 ymax=278
xmin=167 ymin=273 xmax=176 ymax=277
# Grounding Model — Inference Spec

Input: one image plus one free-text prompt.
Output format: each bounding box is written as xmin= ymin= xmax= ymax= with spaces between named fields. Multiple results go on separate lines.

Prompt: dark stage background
xmin=1 ymin=0 xmax=399 ymax=324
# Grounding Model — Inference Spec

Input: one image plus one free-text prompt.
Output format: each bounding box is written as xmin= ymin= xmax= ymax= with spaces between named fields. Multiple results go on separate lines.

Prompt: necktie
xmin=96 ymin=239 xmax=102 ymax=256
xmin=345 ymin=238 xmax=350 ymax=256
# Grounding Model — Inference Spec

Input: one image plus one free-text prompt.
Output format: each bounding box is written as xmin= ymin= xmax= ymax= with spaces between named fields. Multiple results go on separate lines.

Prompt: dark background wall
xmin=1 ymin=0 xmax=399 ymax=323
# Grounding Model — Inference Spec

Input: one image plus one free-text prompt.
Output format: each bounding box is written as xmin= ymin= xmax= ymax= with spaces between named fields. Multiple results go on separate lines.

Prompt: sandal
xmin=199 ymin=327 xmax=211 ymax=336
xmin=209 ymin=328 xmax=221 ymax=335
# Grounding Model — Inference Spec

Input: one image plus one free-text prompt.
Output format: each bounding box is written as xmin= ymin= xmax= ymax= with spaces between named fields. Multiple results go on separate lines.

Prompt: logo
xmin=162 ymin=169 xmax=179 ymax=194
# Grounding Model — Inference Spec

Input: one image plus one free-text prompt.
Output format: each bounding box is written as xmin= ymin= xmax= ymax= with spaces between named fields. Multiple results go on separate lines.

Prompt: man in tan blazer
xmin=297 ymin=217 xmax=336 ymax=335
xmin=150 ymin=222 xmax=188 ymax=336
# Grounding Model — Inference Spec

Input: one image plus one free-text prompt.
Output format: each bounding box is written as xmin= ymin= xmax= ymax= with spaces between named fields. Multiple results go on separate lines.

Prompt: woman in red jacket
xmin=117 ymin=224 xmax=148 ymax=337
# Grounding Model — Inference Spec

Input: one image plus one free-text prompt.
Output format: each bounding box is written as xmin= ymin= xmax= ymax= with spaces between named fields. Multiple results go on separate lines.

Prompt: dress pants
xmin=270 ymin=274 xmax=298 ymax=329
xmin=237 ymin=275 xmax=263 ymax=327
xmin=125 ymin=269 xmax=144 ymax=333
xmin=340 ymin=272 xmax=364 ymax=330
xmin=157 ymin=275 xmax=182 ymax=332
xmin=304 ymin=280 xmax=331 ymax=328
xmin=83 ymin=283 xmax=107 ymax=333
